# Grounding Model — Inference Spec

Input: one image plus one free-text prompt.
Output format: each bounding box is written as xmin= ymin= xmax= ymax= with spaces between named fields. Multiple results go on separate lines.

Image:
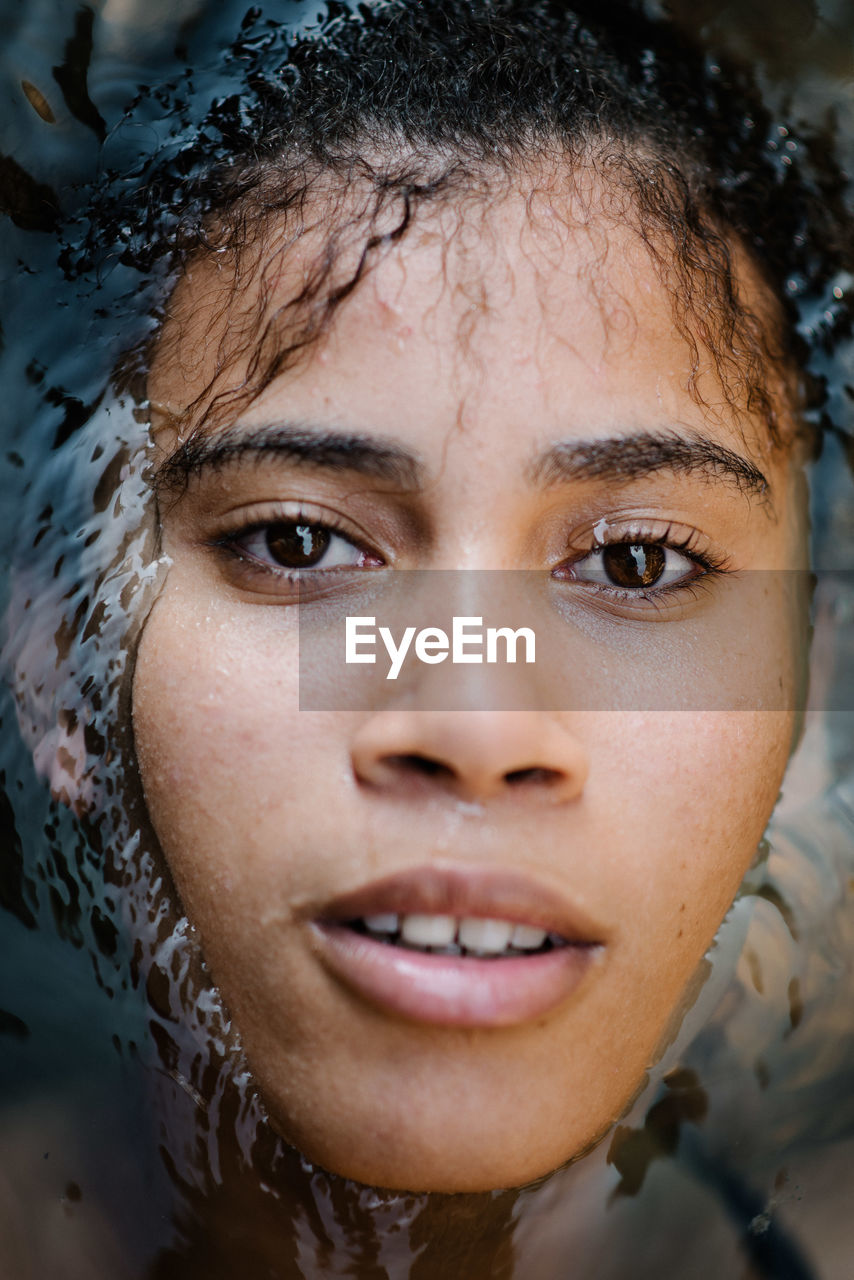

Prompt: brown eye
xmin=601 ymin=543 xmax=666 ymax=588
xmin=226 ymin=519 xmax=379 ymax=575
xmin=265 ymin=522 xmax=331 ymax=568
xmin=558 ymin=539 xmax=698 ymax=594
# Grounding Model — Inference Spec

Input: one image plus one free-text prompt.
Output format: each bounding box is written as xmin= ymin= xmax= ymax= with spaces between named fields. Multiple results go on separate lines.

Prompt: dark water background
xmin=2 ymin=1 xmax=854 ymax=1276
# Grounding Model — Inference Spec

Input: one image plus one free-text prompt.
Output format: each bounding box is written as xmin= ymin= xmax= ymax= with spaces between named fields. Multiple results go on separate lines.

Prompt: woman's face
xmin=134 ymin=185 xmax=806 ymax=1191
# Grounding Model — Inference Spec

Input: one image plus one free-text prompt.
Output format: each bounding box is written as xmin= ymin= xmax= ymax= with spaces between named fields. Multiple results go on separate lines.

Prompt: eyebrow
xmin=531 ymin=430 xmax=770 ymax=500
xmin=156 ymin=422 xmax=424 ymax=492
xmin=157 ymin=420 xmax=770 ymax=502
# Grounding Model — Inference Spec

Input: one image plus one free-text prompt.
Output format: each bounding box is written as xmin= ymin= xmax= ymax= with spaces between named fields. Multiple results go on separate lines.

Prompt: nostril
xmin=504 ymin=766 xmax=565 ymax=787
xmin=350 ymin=711 xmax=588 ymax=803
xmin=385 ymin=753 xmax=457 ymax=782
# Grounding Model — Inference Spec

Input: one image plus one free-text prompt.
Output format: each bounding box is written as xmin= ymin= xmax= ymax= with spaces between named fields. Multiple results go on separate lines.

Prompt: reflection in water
xmin=2 ymin=1 xmax=854 ymax=1276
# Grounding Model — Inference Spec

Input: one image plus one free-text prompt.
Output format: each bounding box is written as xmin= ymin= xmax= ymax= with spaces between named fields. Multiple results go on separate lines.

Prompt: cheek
xmin=131 ymin=588 xmax=340 ymax=906
xmin=590 ymin=710 xmax=790 ymax=958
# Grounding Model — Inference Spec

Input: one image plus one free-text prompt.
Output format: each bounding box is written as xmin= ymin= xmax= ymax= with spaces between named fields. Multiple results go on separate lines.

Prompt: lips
xmin=309 ymin=864 xmax=605 ymax=1027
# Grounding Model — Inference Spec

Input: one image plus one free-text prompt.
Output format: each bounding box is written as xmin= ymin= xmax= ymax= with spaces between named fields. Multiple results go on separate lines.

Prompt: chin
xmin=290 ymin=1131 xmax=570 ymax=1194
xmin=258 ymin=1063 xmax=613 ymax=1194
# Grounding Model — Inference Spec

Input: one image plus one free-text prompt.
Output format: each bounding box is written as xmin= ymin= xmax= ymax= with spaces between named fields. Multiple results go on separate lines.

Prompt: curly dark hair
xmin=70 ymin=0 xmax=850 ymax=449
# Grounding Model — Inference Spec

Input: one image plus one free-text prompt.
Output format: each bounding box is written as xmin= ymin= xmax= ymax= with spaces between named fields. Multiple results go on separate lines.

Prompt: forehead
xmin=150 ymin=178 xmax=790 ymax=466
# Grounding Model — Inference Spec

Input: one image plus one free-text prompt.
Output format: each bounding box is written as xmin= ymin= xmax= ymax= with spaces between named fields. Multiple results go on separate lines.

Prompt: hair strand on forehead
xmin=85 ymin=0 xmax=846 ymax=451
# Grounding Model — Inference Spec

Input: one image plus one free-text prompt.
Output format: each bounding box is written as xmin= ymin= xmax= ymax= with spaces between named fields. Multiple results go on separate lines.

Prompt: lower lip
xmin=312 ymin=924 xmax=600 ymax=1027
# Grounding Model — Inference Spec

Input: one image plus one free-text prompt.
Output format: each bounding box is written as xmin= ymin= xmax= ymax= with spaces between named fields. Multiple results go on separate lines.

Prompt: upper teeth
xmin=361 ymin=913 xmax=551 ymax=955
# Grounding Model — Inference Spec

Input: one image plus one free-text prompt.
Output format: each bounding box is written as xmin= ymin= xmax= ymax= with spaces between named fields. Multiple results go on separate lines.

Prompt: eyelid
xmin=559 ymin=517 xmax=730 ymax=572
xmin=205 ymin=504 xmax=388 ymax=603
xmin=208 ymin=499 xmax=385 ymax=556
xmin=550 ymin=518 xmax=733 ymax=617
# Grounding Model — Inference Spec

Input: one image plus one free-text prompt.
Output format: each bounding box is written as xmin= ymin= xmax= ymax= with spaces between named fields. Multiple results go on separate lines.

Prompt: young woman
xmin=2 ymin=0 xmax=853 ymax=1274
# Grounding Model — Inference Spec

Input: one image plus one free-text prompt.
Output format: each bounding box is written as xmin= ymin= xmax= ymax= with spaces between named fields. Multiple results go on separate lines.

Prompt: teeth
xmin=400 ymin=914 xmax=457 ymax=947
xmin=358 ymin=913 xmax=558 ymax=955
xmin=511 ymin=924 xmax=547 ymax=950
xmin=458 ymin=917 xmax=513 ymax=954
xmin=364 ymin=913 xmax=399 ymax=934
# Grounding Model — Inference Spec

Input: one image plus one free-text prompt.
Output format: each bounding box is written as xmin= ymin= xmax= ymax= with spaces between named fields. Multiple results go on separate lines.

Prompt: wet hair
xmin=80 ymin=0 xmax=851 ymax=445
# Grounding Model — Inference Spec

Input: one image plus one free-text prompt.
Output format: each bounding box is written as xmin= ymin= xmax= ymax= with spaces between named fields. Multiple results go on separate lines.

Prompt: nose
xmin=350 ymin=711 xmax=589 ymax=804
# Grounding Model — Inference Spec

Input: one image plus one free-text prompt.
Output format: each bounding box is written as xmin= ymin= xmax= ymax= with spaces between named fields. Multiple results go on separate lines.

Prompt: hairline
xmin=148 ymin=136 xmax=800 ymax=458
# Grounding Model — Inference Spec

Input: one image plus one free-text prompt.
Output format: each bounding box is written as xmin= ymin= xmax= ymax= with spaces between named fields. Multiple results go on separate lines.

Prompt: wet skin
xmin=133 ymin=182 xmax=807 ymax=1191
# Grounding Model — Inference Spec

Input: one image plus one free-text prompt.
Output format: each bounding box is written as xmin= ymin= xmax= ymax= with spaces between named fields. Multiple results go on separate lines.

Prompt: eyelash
xmin=212 ymin=508 xmax=384 ymax=581
xmin=555 ymin=523 xmax=730 ymax=602
xmin=210 ymin=510 xmax=729 ymax=602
